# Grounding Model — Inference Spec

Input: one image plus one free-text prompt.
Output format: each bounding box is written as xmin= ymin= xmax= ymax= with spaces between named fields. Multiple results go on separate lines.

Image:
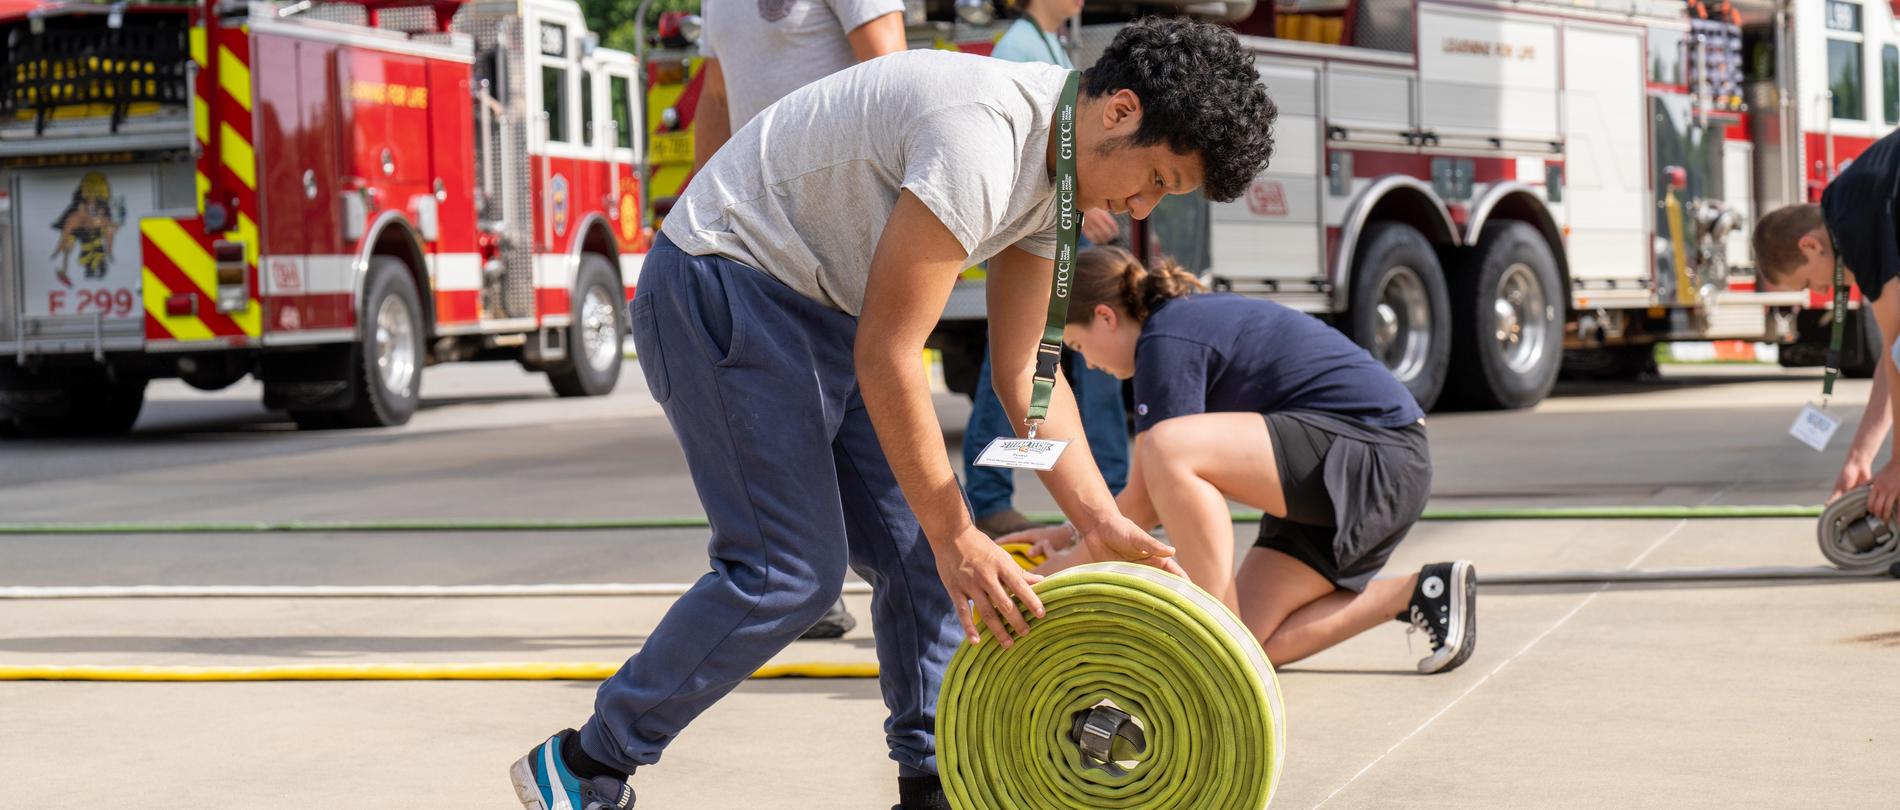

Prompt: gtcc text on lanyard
xmin=972 ymin=70 xmax=1081 ymax=472
xmin=1791 ymin=226 xmax=1850 ymax=452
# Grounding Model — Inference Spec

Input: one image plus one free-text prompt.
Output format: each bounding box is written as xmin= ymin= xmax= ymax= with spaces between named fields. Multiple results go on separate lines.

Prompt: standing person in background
xmin=961 ymin=0 xmax=1131 ymax=539
xmin=688 ymin=0 xmax=908 ymax=639
xmin=691 ymin=0 xmax=907 ymax=176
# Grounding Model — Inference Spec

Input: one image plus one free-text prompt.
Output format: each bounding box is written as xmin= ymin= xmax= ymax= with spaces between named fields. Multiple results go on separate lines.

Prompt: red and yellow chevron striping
xmin=146 ymin=22 xmax=259 ymax=344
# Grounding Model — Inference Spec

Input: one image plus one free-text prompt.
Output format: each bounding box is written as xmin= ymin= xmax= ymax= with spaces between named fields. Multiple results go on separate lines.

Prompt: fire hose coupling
xmin=938 ymin=562 xmax=1286 ymax=809
xmin=1069 ymin=703 xmax=1147 ymax=774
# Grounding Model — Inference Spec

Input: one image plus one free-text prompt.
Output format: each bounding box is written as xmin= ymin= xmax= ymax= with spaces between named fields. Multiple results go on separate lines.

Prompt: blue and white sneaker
xmin=510 ymin=729 xmax=634 ymax=810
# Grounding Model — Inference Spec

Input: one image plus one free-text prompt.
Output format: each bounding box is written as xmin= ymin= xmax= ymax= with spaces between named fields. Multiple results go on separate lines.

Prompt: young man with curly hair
xmin=1754 ymin=129 xmax=1900 ymax=516
xmin=509 ymin=17 xmax=1277 ymax=810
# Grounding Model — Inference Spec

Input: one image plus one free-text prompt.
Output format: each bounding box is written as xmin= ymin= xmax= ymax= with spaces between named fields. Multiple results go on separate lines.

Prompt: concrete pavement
xmin=2 ymin=362 xmax=1897 ymax=807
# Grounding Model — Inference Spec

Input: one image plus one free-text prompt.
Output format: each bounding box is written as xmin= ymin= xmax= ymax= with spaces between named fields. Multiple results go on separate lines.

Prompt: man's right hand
xmin=1832 ymin=455 xmax=1875 ymax=503
xmin=936 ymin=528 xmax=1046 ymax=648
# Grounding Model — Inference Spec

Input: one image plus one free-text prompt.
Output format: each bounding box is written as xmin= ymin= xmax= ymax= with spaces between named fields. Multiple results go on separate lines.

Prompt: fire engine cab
xmin=0 ymin=0 xmax=646 ymax=435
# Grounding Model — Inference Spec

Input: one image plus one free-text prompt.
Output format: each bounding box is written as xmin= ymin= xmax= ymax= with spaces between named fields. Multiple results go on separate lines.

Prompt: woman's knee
xmin=1139 ymin=417 xmax=1208 ymax=476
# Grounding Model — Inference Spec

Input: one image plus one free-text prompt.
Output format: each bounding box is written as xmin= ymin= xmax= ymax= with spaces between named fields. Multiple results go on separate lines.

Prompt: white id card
xmin=974 ymin=437 xmax=1071 ymax=471
xmin=1790 ymin=403 xmax=1841 ymax=452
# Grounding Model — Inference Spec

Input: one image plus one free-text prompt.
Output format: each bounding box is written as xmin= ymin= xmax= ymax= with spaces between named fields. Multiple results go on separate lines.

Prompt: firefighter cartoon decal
xmin=48 ymin=171 xmax=126 ymax=289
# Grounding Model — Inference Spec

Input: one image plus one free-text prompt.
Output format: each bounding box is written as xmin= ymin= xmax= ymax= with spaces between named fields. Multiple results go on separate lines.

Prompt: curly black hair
xmin=1082 ymin=16 xmax=1276 ymax=203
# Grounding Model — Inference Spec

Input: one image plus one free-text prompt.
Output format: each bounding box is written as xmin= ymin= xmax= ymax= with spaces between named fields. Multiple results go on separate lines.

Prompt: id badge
xmin=1790 ymin=403 xmax=1841 ymax=452
xmin=974 ymin=437 xmax=1071 ymax=471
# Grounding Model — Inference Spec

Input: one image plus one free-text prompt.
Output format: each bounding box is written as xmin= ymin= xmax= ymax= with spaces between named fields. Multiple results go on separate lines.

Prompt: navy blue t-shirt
xmin=1822 ymin=127 xmax=1900 ymax=301
xmin=1131 ymin=294 xmax=1423 ymax=433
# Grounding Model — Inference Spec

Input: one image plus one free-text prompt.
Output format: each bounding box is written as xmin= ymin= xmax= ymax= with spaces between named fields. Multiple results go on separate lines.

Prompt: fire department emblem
xmin=49 ymin=171 xmax=126 ymax=288
xmin=551 ymin=173 xmax=570 ymax=236
xmin=759 ymin=0 xmax=795 ymax=23
xmin=1246 ymin=179 xmax=1288 ymax=217
xmin=619 ymin=191 xmax=639 ymax=244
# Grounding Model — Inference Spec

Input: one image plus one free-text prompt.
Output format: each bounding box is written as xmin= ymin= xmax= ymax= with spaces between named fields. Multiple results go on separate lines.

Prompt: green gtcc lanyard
xmin=1024 ymin=70 xmax=1080 ymax=439
xmin=1824 ymin=224 xmax=1847 ymax=402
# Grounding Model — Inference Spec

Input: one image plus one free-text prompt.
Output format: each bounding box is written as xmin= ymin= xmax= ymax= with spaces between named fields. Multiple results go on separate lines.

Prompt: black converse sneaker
xmin=1397 ymin=561 xmax=1476 ymax=674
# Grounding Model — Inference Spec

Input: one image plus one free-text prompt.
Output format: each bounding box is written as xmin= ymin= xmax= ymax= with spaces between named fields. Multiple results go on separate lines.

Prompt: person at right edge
xmin=1754 ymin=128 xmax=1900 ymax=518
xmin=508 ymin=17 xmax=1276 ymax=810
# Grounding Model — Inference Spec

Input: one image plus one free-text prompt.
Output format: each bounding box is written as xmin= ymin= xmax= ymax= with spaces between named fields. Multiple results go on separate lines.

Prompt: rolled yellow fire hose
xmin=938 ymin=562 xmax=1286 ymax=809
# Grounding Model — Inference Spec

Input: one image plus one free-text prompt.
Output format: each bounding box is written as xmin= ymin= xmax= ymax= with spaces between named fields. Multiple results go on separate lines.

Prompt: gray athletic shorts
xmin=1255 ymin=410 xmax=1432 ymax=592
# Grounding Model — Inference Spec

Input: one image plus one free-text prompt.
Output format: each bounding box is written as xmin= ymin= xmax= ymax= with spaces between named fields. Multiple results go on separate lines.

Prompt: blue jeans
xmin=961 ymin=348 xmax=1130 ymax=518
xmin=585 ymin=235 xmax=962 ymax=777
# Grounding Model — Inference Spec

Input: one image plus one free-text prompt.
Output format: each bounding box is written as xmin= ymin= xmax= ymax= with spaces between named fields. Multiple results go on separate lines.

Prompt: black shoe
xmin=894 ymin=775 xmax=949 ymax=810
xmin=1399 ymin=561 xmax=1476 ymax=674
xmin=799 ymin=598 xmax=858 ymax=639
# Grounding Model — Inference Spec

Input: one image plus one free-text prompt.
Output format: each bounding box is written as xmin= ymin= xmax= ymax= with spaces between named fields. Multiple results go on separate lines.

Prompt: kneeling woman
xmin=1008 ymin=247 xmax=1475 ymax=674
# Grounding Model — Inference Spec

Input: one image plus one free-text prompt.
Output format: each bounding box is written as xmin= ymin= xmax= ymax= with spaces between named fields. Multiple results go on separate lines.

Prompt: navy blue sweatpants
xmin=579 ymin=234 xmax=963 ymax=778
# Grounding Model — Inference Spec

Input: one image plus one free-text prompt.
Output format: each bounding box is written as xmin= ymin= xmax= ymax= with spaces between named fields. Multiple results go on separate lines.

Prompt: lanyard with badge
xmin=1791 ymin=227 xmax=1849 ymax=452
xmin=973 ymin=71 xmax=1081 ymax=472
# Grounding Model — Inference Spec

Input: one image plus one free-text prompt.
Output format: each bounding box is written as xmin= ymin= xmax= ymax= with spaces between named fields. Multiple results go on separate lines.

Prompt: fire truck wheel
xmin=335 ymin=257 xmax=424 ymax=428
xmin=1347 ymin=222 xmax=1450 ymax=411
xmin=548 ymin=256 xmax=626 ymax=398
xmin=8 ymin=380 xmax=146 ymax=438
xmin=1446 ymin=221 xmax=1564 ymax=410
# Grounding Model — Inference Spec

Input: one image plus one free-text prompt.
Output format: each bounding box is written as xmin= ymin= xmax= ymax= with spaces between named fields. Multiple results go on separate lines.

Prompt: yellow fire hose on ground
xmin=938 ymin=562 xmax=1286 ymax=810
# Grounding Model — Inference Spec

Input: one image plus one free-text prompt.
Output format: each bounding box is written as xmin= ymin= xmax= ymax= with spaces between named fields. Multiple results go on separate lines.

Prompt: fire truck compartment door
xmin=1417 ymin=5 xmax=1560 ymax=145
xmin=7 ymin=165 xmax=162 ymax=352
xmin=1560 ymin=23 xmax=1649 ymax=284
xmin=1210 ymin=61 xmax=1322 ymax=286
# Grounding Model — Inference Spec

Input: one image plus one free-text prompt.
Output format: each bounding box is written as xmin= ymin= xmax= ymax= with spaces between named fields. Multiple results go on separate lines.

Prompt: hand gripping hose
xmin=938 ymin=562 xmax=1286 ymax=810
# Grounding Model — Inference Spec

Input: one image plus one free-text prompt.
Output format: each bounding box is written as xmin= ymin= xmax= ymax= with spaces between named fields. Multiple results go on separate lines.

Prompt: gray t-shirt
xmin=662 ymin=50 xmax=1068 ymax=315
xmin=701 ymin=0 xmax=905 ymax=127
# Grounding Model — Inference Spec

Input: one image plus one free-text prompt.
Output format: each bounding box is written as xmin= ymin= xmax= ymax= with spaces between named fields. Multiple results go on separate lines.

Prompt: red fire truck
xmin=0 ymin=0 xmax=646 ymax=435
xmin=917 ymin=0 xmax=1900 ymax=411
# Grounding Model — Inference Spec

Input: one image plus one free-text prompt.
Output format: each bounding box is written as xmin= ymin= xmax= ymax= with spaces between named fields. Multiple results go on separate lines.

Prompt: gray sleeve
xmin=901 ymin=105 xmax=1024 ymax=257
xmin=1013 ymin=221 xmax=1057 ymax=260
xmin=828 ymin=0 xmax=904 ymax=33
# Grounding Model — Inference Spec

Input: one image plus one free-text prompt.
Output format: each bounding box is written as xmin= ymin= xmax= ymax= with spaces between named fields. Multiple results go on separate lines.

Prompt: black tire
xmin=288 ymin=410 xmax=342 ymax=431
xmin=548 ymin=255 xmax=626 ymax=398
xmin=1780 ymin=307 xmax=1880 ymax=377
xmin=9 ymin=379 xmax=146 ymax=437
xmin=1445 ymin=222 xmax=1565 ymax=409
xmin=1346 ymin=222 xmax=1451 ymax=411
xmin=1559 ymin=345 xmax=1658 ymax=381
xmin=328 ymin=257 xmax=424 ymax=428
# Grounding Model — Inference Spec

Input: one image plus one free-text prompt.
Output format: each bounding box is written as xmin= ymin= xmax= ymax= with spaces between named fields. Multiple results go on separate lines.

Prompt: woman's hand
xmin=1078 ymin=514 xmax=1187 ymax=578
xmin=996 ymin=524 xmax=1074 ymax=559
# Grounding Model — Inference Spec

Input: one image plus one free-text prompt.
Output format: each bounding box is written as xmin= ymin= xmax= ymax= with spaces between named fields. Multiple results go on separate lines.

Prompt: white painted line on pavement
xmin=1313 ymin=519 xmax=1689 ymax=808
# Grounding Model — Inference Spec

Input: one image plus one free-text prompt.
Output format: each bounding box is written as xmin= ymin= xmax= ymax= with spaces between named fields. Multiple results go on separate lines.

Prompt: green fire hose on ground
xmin=938 ymin=562 xmax=1286 ymax=809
